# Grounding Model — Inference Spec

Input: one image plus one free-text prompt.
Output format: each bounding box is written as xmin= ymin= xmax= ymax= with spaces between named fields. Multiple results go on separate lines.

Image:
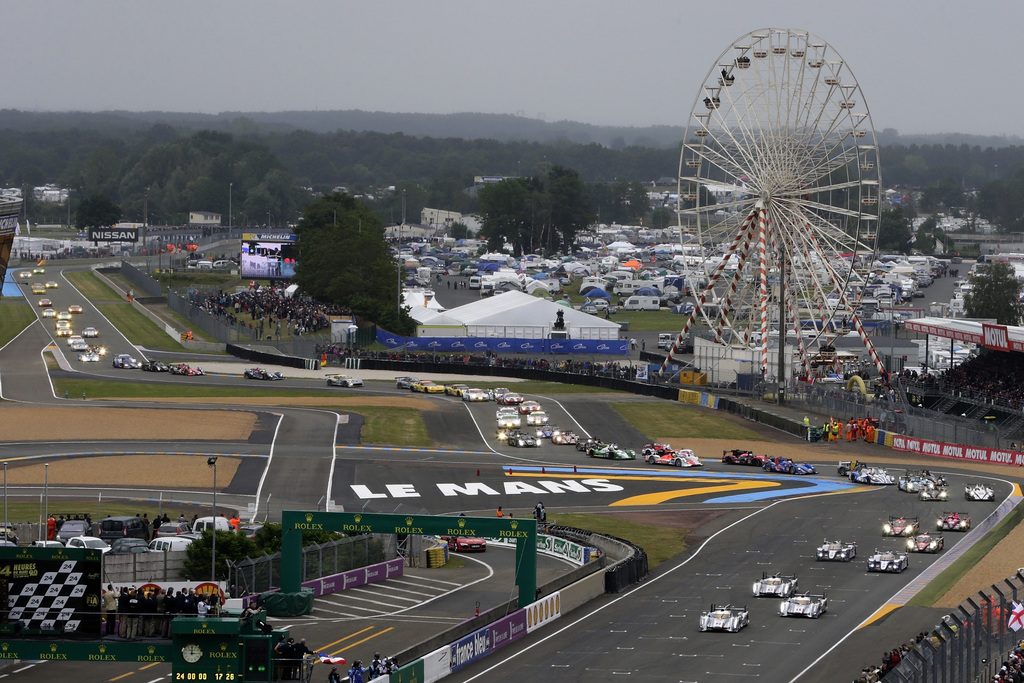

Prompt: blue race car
xmin=763 ymin=457 xmax=816 ymax=475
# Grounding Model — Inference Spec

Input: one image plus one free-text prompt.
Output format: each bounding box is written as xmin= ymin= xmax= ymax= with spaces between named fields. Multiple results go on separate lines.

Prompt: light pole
xmin=229 ymin=183 xmax=233 ymax=231
xmin=44 ymin=463 xmax=49 ymax=540
xmin=3 ymin=462 xmax=7 ymax=540
xmin=208 ymin=456 xmax=218 ymax=582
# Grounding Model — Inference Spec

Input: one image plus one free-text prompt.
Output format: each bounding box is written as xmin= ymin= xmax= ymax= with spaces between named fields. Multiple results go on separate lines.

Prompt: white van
xmin=192 ymin=516 xmax=233 ymax=533
xmin=149 ymin=537 xmax=194 ymax=552
xmin=613 ymin=280 xmax=644 ymax=296
xmin=622 ymin=296 xmax=660 ymax=311
xmin=196 ymin=260 xmax=214 ymax=270
xmin=468 ymin=276 xmax=482 ymax=290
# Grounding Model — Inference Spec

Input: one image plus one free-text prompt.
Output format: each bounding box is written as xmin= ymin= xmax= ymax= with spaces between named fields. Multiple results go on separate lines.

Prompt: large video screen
xmin=240 ymin=233 xmax=298 ymax=279
xmin=0 ymin=546 xmax=103 ymax=635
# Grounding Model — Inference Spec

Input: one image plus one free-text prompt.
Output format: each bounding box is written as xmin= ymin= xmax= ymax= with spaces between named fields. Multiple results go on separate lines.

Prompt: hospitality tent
xmin=408 ymin=290 xmax=622 ymax=339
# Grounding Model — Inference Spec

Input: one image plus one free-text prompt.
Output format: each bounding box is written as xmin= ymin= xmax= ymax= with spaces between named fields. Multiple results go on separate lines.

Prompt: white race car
xmin=698 ymin=604 xmax=749 ymax=633
xmin=752 ymin=572 xmax=797 ymax=598
xmin=964 ymin=483 xmax=995 ymax=501
xmin=867 ymin=549 xmax=909 ymax=573
xmin=779 ymin=593 xmax=828 ymax=618
xmin=815 ymin=539 xmax=857 ymax=562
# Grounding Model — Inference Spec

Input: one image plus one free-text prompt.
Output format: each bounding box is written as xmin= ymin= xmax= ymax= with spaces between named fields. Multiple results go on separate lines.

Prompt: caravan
xmin=622 ymin=296 xmax=660 ymax=311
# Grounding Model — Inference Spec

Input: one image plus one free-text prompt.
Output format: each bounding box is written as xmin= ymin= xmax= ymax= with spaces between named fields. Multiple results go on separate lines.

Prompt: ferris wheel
xmin=663 ymin=28 xmax=885 ymax=379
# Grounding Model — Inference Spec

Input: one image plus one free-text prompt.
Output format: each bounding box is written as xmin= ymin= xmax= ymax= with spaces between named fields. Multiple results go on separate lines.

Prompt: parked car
xmin=109 ymin=538 xmax=153 ymax=554
xmin=65 ymin=536 xmax=110 ymax=554
xmin=155 ymin=521 xmax=192 ymax=538
xmin=56 ymin=519 xmax=92 ymax=543
xmin=149 ymin=537 xmax=194 ymax=552
xmin=98 ymin=515 xmax=148 ymax=542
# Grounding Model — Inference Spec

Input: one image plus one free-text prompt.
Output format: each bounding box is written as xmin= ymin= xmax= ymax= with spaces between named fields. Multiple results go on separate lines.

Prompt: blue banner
xmin=376 ymin=330 xmax=628 ymax=355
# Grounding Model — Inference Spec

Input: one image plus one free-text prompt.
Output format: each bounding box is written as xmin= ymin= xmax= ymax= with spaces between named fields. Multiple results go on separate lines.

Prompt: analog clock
xmin=181 ymin=643 xmax=204 ymax=663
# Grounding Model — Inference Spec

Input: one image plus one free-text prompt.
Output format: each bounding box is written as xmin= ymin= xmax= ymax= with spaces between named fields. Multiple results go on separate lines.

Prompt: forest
xmin=3 ymin=109 xmax=1024 ymax=233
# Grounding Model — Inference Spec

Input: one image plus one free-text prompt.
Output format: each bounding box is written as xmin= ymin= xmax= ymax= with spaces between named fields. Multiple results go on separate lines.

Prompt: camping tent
xmin=582 ymin=288 xmax=612 ymax=299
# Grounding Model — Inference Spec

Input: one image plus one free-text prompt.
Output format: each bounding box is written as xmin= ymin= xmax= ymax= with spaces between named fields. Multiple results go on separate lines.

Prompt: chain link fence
xmin=226 ymin=534 xmax=384 ymax=597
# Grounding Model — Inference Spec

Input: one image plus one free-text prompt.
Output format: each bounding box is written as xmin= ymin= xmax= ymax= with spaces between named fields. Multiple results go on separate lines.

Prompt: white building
xmin=189 ymin=211 xmax=221 ymax=226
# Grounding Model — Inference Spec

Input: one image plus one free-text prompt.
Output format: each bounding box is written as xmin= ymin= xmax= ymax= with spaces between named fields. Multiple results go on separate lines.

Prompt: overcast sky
xmin=10 ymin=1 xmax=1022 ymax=136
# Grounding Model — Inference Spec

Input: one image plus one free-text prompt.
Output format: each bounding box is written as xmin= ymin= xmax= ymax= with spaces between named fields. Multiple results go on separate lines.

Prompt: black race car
xmin=244 ymin=367 xmax=285 ymax=380
xmin=141 ymin=360 xmax=169 ymax=372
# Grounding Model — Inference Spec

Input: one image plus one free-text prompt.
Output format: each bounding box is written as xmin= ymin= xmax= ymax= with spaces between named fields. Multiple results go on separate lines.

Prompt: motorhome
xmin=622 ymin=296 xmax=661 ymax=311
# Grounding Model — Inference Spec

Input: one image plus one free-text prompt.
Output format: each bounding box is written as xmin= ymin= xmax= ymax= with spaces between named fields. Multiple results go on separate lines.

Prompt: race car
xmin=78 ymin=350 xmax=101 ymax=362
xmin=56 ymin=310 xmax=72 ymax=320
xmin=69 ymin=338 xmax=89 ymax=352
xmin=326 ymin=374 xmax=363 ymax=387
xmin=882 ymin=516 xmax=919 ymax=537
xmin=462 ymin=388 xmax=489 ymax=402
xmin=68 ymin=305 xmax=83 ymax=314
xmin=245 ymin=368 xmax=285 ymax=380
xmin=31 ymin=283 xmax=46 ymax=295
xmin=37 ymin=298 xmax=52 ymax=307
xmin=867 ymin=549 xmax=909 ymax=573
xmin=41 ymin=308 xmax=57 ymax=318
xmin=496 ymin=412 xmax=522 ymax=429
xmin=907 ymin=533 xmax=944 ymax=553
xmin=646 ymin=447 xmax=701 ymax=468
xmin=112 ymin=354 xmax=141 ymax=369
xmin=937 ymin=511 xmax=971 ymax=531
xmin=445 ymin=384 xmax=470 ymax=397
xmin=779 ymin=593 xmax=828 ymax=618
xmin=534 ymin=423 xmax=560 ymax=439
xmin=141 ymin=360 xmax=169 ymax=372
xmin=395 ymin=376 xmax=419 ymax=389
xmin=504 ymin=430 xmax=539 ymax=448
xmin=846 ymin=465 xmax=895 ymax=485
xmin=443 ymin=535 xmax=487 ymax=552
xmin=815 ymin=539 xmax=857 ymax=562
xmin=526 ymin=411 xmax=549 ymax=426
xmin=16 ymin=271 xmax=30 ymax=280
xmin=898 ymin=470 xmax=943 ymax=493
xmin=721 ymin=448 xmax=767 ymax=467
xmin=551 ymin=430 xmax=578 ymax=445
xmin=918 ymin=486 xmax=949 ymax=502
xmin=698 ymin=604 xmax=749 ymax=633
xmin=587 ymin=443 xmax=636 ymax=460
xmin=518 ymin=400 xmax=543 ymax=414
xmin=45 ymin=280 xmax=59 ymax=289
xmin=170 ymin=363 xmax=205 ymax=376
xmin=497 ymin=393 xmax=523 ymax=405
xmin=81 ymin=327 xmax=99 ymax=338
xmin=410 ymin=380 xmax=445 ymax=393
xmin=642 ymin=443 xmax=676 ymax=458
xmin=752 ymin=572 xmax=797 ymax=598
xmin=965 ymin=483 xmax=995 ymax=501
xmin=577 ymin=438 xmax=602 ymax=453
xmin=763 ymin=457 xmax=816 ymax=475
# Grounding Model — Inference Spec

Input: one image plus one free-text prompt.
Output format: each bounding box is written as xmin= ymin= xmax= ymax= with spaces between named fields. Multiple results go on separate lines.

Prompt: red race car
xmin=721 ymin=448 xmax=768 ymax=467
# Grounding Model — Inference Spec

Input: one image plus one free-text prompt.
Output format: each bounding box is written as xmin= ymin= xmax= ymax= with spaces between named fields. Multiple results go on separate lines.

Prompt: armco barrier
xmin=226 ymin=343 xmax=311 ymax=370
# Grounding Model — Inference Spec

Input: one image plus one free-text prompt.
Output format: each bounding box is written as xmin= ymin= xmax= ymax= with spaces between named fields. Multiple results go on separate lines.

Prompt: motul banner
xmin=891 ymin=434 xmax=1024 ymax=467
xmin=982 ymin=322 xmax=1010 ymax=351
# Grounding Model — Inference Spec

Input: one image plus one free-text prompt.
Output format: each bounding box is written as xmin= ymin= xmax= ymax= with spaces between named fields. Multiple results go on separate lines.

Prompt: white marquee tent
xmin=410 ymin=290 xmax=622 ymax=339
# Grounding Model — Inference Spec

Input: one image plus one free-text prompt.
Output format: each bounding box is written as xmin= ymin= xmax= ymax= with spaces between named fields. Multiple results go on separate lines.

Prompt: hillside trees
xmin=965 ymin=261 xmax=1024 ymax=325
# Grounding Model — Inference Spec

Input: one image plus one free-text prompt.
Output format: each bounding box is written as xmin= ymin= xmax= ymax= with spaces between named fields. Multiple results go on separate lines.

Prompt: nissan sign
xmin=89 ymin=227 xmax=139 ymax=242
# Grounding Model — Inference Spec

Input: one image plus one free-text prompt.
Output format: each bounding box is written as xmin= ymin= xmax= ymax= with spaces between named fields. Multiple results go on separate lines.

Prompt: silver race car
xmin=815 ymin=539 xmax=857 ymax=562
xmin=753 ymin=572 xmax=798 ymax=598
xmin=779 ymin=593 xmax=828 ymax=618
xmin=964 ymin=483 xmax=995 ymax=501
xmin=918 ymin=486 xmax=949 ymax=502
xmin=867 ymin=549 xmax=909 ymax=573
xmin=698 ymin=604 xmax=749 ymax=632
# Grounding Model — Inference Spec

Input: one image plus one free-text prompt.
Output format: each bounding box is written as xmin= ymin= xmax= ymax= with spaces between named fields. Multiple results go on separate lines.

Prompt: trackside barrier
xmin=384 ymin=525 xmax=641 ymax=674
xmin=225 ymin=343 xmax=315 ymax=370
xmin=345 ymin=357 xmax=361 ymax=370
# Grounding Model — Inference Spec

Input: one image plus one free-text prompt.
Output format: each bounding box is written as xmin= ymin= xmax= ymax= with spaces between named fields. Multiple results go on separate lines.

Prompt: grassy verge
xmin=550 ymin=512 xmax=688 ymax=568
xmin=0 ymin=300 xmax=36 ymax=348
xmin=51 ymin=379 xmax=347 ymax=400
xmin=906 ymin=505 xmax=1024 ymax=607
xmin=356 ymin=406 xmax=432 ymax=447
xmin=96 ymin=303 xmax=185 ymax=352
xmin=63 ymin=270 xmax=122 ymax=300
xmin=609 ymin=401 xmax=768 ymax=441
